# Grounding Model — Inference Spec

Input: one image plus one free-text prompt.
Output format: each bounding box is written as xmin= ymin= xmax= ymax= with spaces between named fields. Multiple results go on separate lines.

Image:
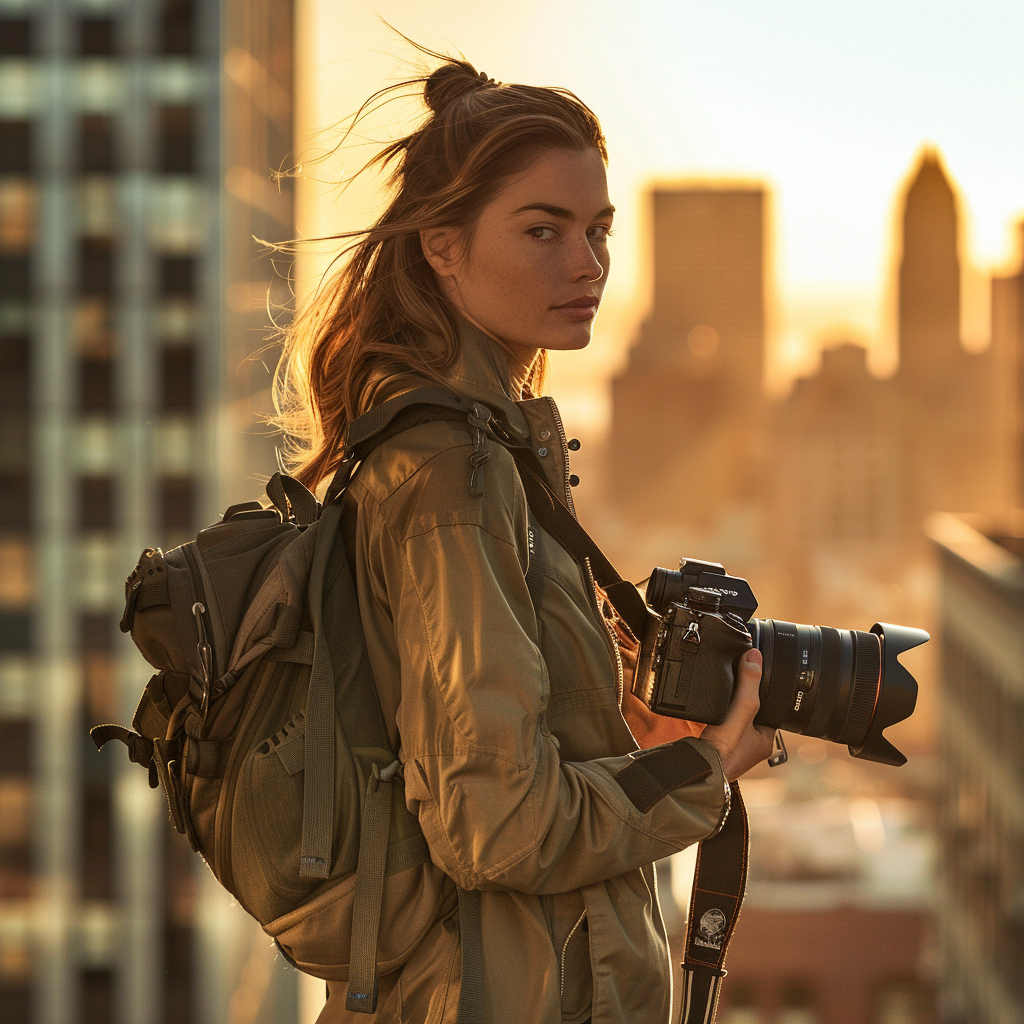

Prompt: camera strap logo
xmin=694 ymin=908 xmax=728 ymax=951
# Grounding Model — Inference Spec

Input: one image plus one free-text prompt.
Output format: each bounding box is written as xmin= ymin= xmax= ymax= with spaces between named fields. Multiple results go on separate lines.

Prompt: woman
xmin=274 ymin=55 xmax=774 ymax=1024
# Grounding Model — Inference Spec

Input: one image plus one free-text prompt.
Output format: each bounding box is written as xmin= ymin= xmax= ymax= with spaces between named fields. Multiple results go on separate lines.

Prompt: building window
xmin=164 ymin=826 xmax=196 ymax=1023
xmin=78 ymin=114 xmax=116 ymax=174
xmin=160 ymin=344 xmax=195 ymax=413
xmin=0 ymin=336 xmax=30 ymax=415
xmin=0 ymin=539 xmax=32 ymax=608
xmin=0 ymin=255 xmax=30 ymax=300
xmin=79 ymin=238 xmax=115 ymax=296
xmin=0 ymin=718 xmax=31 ymax=774
xmin=80 ymin=969 xmax=115 ymax=1024
xmin=81 ymin=612 xmax=117 ymax=723
xmin=0 ymin=473 xmax=30 ymax=533
xmin=776 ymin=985 xmax=821 ymax=1024
xmin=157 ymin=106 xmax=194 ymax=174
xmin=0 ymin=982 xmax=30 ymax=1024
xmin=0 ymin=719 xmax=33 ymax=903
xmin=0 ymin=612 xmax=32 ymax=653
xmin=158 ymin=0 xmax=193 ymax=55
xmin=0 ymin=18 xmax=31 ymax=56
xmin=78 ymin=354 xmax=115 ymax=415
xmin=158 ymin=255 xmax=194 ymax=298
xmin=0 ymin=121 xmax=31 ymax=175
xmin=80 ymin=778 xmax=114 ymax=900
xmin=78 ymin=17 xmax=115 ymax=56
xmin=159 ymin=475 xmax=194 ymax=534
xmin=78 ymin=476 xmax=116 ymax=533
xmin=0 ymin=179 xmax=37 ymax=251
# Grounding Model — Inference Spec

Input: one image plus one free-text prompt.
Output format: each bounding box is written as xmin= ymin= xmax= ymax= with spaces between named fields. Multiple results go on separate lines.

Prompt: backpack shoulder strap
xmin=324 ymin=387 xmax=475 ymax=505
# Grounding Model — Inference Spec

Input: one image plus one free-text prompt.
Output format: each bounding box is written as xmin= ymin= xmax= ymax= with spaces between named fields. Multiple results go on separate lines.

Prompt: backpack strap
xmin=324 ymin=387 xmax=477 ymax=505
xmin=346 ymin=759 xmax=403 ymax=1013
xmin=298 ymin=501 xmax=344 ymax=880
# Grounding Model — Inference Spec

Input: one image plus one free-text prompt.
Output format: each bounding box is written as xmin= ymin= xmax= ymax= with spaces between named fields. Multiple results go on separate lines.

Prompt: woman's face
xmin=421 ymin=147 xmax=613 ymax=363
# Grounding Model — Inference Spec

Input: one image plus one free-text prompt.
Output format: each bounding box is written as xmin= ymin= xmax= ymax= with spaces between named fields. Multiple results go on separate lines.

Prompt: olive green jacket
xmin=324 ymin=323 xmax=730 ymax=1023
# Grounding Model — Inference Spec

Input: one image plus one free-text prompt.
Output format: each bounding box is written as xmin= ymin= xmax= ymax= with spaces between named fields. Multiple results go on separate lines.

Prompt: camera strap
xmin=508 ymin=450 xmax=753 ymax=1023
xmin=679 ymin=783 xmax=749 ymax=1024
xmin=507 ymin=450 xmax=658 ymax=642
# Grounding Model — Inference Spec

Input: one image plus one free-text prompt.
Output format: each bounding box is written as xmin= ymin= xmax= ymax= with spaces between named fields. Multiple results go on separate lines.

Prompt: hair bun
xmin=424 ymin=59 xmax=495 ymax=114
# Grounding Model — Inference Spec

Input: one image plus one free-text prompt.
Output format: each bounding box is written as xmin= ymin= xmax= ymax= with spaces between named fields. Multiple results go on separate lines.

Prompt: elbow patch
xmin=615 ymin=740 xmax=713 ymax=814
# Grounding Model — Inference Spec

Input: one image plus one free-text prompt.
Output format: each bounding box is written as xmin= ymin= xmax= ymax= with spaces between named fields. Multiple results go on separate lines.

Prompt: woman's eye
xmin=528 ymin=226 xmax=557 ymax=240
xmin=589 ymin=225 xmax=613 ymax=242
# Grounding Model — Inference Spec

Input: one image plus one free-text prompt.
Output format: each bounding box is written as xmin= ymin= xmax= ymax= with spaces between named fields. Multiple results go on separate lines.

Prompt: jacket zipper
xmin=546 ymin=397 xmax=577 ymax=518
xmin=584 ymin=556 xmax=625 ymax=704
xmin=559 ymin=909 xmax=588 ymax=998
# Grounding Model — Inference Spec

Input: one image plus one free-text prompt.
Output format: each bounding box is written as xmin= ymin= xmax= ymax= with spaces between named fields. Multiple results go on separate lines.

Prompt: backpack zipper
xmin=182 ymin=542 xmax=227 ymax=680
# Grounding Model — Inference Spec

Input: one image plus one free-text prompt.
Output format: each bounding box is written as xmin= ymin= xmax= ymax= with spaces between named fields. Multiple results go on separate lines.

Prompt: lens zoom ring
xmin=840 ymin=631 xmax=881 ymax=747
xmin=760 ymin=621 xmax=798 ymax=729
xmin=807 ymin=627 xmax=842 ymax=739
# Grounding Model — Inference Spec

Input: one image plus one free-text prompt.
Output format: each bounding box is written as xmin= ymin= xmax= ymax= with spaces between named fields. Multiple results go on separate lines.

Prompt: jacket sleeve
xmin=378 ymin=444 xmax=730 ymax=894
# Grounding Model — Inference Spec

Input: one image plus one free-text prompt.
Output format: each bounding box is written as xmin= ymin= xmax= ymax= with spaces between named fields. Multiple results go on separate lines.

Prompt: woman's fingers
xmin=702 ymin=648 xmax=778 ymax=780
xmin=722 ymin=648 xmax=762 ymax=731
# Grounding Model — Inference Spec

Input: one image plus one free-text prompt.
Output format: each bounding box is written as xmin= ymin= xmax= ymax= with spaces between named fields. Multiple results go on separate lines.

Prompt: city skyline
xmin=297 ymin=0 xmax=1024 ymax=405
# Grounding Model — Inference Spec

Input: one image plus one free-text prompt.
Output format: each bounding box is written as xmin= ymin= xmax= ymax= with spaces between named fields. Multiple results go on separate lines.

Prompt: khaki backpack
xmin=92 ymin=387 xmax=498 ymax=1015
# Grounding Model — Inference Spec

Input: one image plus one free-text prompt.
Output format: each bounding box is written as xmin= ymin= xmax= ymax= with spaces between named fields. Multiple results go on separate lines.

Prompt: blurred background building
xmin=598 ymin=148 xmax=1024 ymax=1024
xmin=926 ymin=512 xmax=1024 ymax=1024
xmin=0 ymin=0 xmax=292 ymax=1021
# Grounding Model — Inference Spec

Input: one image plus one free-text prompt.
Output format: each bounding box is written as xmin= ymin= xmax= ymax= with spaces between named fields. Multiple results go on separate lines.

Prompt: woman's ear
xmin=420 ymin=227 xmax=463 ymax=278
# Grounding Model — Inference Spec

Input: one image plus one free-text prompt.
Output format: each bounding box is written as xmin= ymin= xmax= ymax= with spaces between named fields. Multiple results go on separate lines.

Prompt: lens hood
xmin=847 ymin=622 xmax=929 ymax=765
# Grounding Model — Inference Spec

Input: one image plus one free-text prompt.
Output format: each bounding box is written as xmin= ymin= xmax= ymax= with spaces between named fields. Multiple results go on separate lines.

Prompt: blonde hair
xmin=271 ymin=50 xmax=607 ymax=490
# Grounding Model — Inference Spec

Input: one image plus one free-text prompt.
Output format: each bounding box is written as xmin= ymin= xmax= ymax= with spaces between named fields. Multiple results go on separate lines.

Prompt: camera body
xmin=635 ymin=559 xmax=756 ymax=725
xmin=632 ymin=558 xmax=928 ymax=766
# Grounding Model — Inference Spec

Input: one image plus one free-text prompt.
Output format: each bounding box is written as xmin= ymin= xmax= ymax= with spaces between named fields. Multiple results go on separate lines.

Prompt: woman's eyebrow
xmin=511 ymin=203 xmax=616 ymax=219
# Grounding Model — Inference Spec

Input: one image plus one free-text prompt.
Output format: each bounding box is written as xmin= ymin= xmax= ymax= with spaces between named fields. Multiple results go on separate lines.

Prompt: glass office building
xmin=0 ymin=0 xmax=294 ymax=1020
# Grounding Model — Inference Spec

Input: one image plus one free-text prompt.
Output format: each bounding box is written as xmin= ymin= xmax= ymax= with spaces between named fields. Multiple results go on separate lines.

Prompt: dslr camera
xmin=632 ymin=558 xmax=928 ymax=766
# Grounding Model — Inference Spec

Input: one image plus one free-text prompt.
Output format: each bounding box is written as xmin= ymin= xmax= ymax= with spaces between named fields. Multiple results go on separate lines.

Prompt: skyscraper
xmin=896 ymin=149 xmax=1007 ymax=529
xmin=610 ymin=186 xmax=767 ymax=531
xmin=0 ymin=1 xmax=294 ymax=1021
xmin=927 ymin=511 xmax=1024 ymax=1024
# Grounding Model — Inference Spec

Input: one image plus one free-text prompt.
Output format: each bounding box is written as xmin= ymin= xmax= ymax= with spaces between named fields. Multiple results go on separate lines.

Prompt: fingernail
xmin=745 ymin=650 xmax=762 ymax=667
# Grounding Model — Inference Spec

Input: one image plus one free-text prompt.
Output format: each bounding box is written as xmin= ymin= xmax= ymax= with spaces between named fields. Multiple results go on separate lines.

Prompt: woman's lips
xmin=554 ymin=297 xmax=599 ymax=320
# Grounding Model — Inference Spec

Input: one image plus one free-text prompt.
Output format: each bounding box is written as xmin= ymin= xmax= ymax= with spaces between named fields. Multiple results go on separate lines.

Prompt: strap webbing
xmin=507 ymin=453 xmax=655 ymax=642
xmin=324 ymin=388 xmax=475 ymax=506
xmin=266 ymin=472 xmax=321 ymax=526
xmin=679 ymin=785 xmax=749 ymax=1024
xmin=346 ymin=760 xmax=400 ymax=1013
xmin=298 ymin=502 xmax=343 ymax=880
xmin=524 ymin=507 xmax=546 ymax=615
xmin=456 ymin=887 xmax=484 ymax=1024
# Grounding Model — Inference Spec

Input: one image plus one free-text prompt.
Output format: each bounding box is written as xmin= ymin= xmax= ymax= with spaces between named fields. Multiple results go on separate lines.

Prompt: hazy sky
xmin=296 ymin=0 xmax=1024 ymax=409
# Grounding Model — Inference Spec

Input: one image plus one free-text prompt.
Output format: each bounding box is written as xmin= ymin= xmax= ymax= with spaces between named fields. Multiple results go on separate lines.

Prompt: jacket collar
xmin=447 ymin=320 xmax=534 ymax=439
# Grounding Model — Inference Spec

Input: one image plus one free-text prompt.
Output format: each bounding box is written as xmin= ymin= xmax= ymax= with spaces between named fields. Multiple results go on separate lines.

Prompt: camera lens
xmin=746 ymin=619 xmax=927 ymax=765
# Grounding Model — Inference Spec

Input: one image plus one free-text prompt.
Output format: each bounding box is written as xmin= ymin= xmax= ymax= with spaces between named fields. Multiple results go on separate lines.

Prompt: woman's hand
xmin=615 ymin=612 xmax=705 ymax=748
xmin=700 ymin=649 xmax=776 ymax=781
xmin=621 ymin=688 xmax=706 ymax=748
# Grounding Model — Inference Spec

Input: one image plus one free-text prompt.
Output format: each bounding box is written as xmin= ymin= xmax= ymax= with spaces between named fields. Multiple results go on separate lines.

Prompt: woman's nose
xmin=570 ymin=235 xmax=605 ymax=282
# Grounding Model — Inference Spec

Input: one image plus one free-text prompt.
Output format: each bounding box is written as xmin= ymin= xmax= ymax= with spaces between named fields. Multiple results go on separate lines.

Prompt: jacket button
xmin=569 ymin=474 xmax=580 ymax=487
xmin=568 ymin=438 xmax=581 ymax=451
xmin=539 ymin=428 xmax=551 ymax=440
xmin=538 ymin=447 xmax=549 ymax=457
